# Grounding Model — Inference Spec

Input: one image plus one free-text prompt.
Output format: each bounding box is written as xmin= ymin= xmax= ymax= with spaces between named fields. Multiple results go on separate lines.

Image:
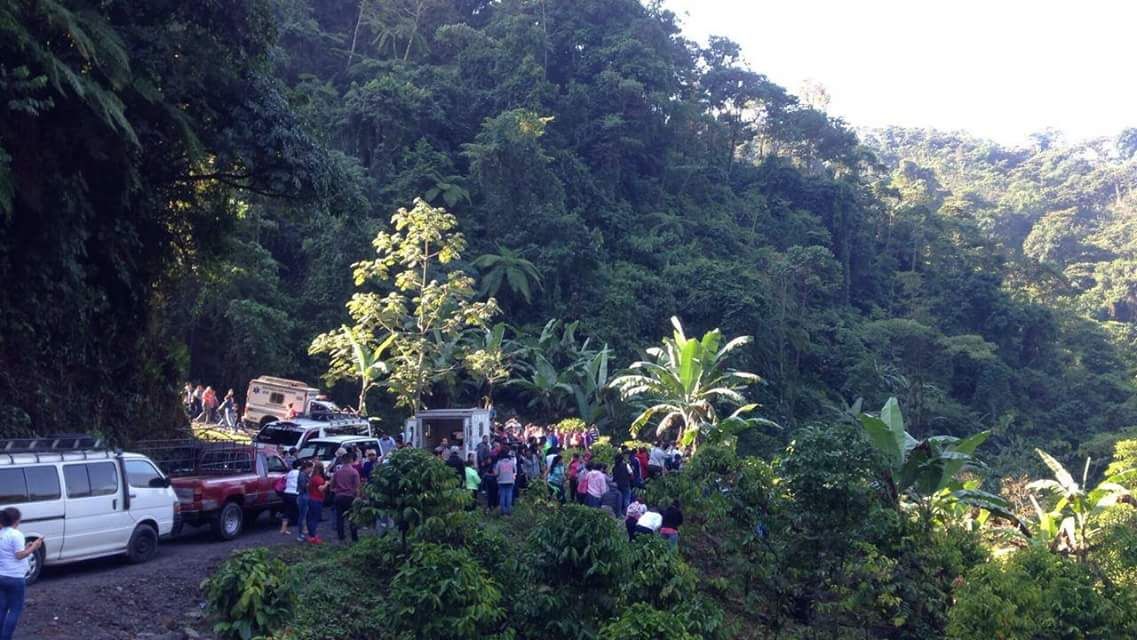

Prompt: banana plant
xmin=570 ymin=344 xmax=617 ymax=430
xmin=610 ymin=316 xmax=763 ymax=448
xmin=1027 ymin=449 xmax=1134 ymax=559
xmin=857 ymin=397 xmax=1020 ymax=527
xmin=506 ymin=353 xmax=574 ymax=416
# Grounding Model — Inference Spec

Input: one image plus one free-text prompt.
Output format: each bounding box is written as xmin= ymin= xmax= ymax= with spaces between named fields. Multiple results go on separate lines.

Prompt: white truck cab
xmin=403 ymin=408 xmax=492 ymax=461
xmin=0 ymin=436 xmax=178 ymax=583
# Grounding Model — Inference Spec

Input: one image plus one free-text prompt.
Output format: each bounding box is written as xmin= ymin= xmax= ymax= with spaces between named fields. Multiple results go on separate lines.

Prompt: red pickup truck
xmin=141 ymin=440 xmax=290 ymax=540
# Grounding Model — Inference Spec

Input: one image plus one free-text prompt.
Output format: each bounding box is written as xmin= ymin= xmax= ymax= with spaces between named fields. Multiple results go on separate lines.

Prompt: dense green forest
xmin=4 ymin=0 xmax=1137 ymax=465
xmin=7 ymin=1 xmax=1137 ymax=639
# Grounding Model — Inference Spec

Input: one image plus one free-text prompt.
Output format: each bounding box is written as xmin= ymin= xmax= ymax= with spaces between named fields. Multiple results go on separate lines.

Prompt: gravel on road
xmin=17 ymin=514 xmax=298 ymax=640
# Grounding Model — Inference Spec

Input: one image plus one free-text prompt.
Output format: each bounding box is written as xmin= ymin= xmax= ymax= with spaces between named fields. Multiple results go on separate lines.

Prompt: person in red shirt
xmin=305 ymin=461 xmax=327 ymax=544
xmin=567 ymin=453 xmax=583 ymax=503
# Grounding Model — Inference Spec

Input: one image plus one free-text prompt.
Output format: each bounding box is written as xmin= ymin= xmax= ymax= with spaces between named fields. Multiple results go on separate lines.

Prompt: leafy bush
xmin=622 ymin=536 xmax=725 ymax=638
xmin=599 ymin=603 xmax=697 ymax=640
xmin=947 ymin=546 xmax=1133 ymax=639
xmin=287 ymin=536 xmax=401 ymax=640
xmin=1094 ymin=505 xmax=1137 ymax=588
xmin=557 ymin=417 xmax=587 ymax=432
xmin=411 ymin=509 xmax=510 ymax=568
xmin=357 ymin=447 xmax=470 ymax=548
xmin=528 ymin=503 xmax=628 ymax=588
xmin=202 ymin=548 xmax=296 ymax=640
xmin=387 ymin=543 xmax=505 ymax=639
xmin=589 ymin=440 xmax=617 ymax=466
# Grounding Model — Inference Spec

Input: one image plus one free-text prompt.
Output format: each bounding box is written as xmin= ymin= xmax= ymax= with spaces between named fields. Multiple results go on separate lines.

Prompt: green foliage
xmin=599 ymin=603 xmax=698 ymax=640
xmin=947 ymin=546 xmax=1135 ymax=640
xmin=610 ymin=316 xmax=765 ymax=447
xmin=474 ymin=245 xmax=543 ymax=305
xmin=202 ymin=549 xmax=295 ymax=640
xmin=589 ymin=440 xmax=617 ymax=467
xmin=388 ymin=543 xmax=505 ymax=640
xmin=356 ymin=447 xmax=470 ymax=548
xmin=320 ymin=197 xmax=500 ymax=411
xmin=1027 ymin=448 xmax=1135 ymax=557
xmin=528 ymin=504 xmax=628 ymax=589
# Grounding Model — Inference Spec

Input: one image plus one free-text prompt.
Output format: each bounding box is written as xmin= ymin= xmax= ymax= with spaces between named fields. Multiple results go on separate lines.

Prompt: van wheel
xmin=212 ymin=502 xmax=244 ymax=540
xmin=25 ymin=542 xmax=44 ymax=585
xmin=127 ymin=526 xmax=159 ymax=564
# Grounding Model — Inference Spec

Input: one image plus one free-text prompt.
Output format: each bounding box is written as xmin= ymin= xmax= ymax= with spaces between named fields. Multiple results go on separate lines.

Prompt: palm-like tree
xmin=506 ymin=354 xmax=574 ymax=417
xmin=1028 ymin=449 xmax=1134 ymax=559
xmin=473 ymin=246 xmax=542 ymax=304
xmin=609 ymin=316 xmax=761 ymax=447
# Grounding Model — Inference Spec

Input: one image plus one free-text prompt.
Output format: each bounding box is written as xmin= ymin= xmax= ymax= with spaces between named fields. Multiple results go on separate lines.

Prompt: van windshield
xmin=297 ymin=442 xmax=341 ymax=461
xmin=254 ymin=425 xmax=303 ymax=447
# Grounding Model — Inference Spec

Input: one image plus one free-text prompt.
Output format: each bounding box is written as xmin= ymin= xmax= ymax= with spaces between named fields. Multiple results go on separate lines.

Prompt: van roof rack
xmin=0 ymin=435 xmax=105 ymax=453
xmin=0 ymin=435 xmax=117 ymax=464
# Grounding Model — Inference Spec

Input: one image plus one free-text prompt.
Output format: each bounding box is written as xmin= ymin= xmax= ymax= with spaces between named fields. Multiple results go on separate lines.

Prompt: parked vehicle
xmin=403 ymin=408 xmax=492 ymax=461
xmin=242 ymin=376 xmax=331 ymax=427
xmin=0 ymin=436 xmax=178 ymax=584
xmin=138 ymin=439 xmax=289 ymax=540
xmin=296 ymin=436 xmax=382 ymax=465
xmin=253 ymin=417 xmax=371 ymax=453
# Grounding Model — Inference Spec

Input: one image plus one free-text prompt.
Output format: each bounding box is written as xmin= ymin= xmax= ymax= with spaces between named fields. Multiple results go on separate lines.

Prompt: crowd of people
xmin=266 ymin=417 xmax=687 ymax=549
xmin=442 ymin=418 xmax=687 ymax=546
xmin=183 ymin=383 xmax=239 ymax=429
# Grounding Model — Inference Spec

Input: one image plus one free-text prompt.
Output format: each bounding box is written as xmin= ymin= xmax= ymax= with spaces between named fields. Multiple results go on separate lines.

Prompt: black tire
xmin=126 ymin=525 xmax=159 ymax=564
xmin=212 ymin=502 xmax=244 ymax=540
xmin=24 ymin=541 xmax=44 ymax=585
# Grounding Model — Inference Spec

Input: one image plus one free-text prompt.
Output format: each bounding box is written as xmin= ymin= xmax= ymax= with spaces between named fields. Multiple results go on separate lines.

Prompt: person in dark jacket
xmin=447 ymin=449 xmax=465 ymax=483
xmin=661 ymin=499 xmax=684 ymax=547
xmin=612 ymin=453 xmax=632 ymax=516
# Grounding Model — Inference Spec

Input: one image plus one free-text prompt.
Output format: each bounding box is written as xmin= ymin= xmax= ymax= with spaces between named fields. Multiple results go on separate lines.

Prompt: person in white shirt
xmin=648 ymin=443 xmax=668 ymax=478
xmin=279 ymin=466 xmax=301 ymax=535
xmin=378 ymin=433 xmax=396 ymax=457
xmin=1 ymin=507 xmax=43 ymax=640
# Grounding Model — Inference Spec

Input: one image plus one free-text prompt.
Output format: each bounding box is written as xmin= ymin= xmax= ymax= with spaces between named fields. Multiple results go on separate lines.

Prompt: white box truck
xmin=403 ymin=408 xmax=492 ymax=461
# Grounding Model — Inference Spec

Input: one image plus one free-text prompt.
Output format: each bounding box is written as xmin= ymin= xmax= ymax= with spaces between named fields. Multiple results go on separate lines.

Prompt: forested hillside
xmin=4 ymin=0 xmax=1137 ymax=470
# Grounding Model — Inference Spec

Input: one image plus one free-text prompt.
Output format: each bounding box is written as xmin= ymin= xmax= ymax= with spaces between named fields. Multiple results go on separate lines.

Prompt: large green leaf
xmin=1035 ymin=449 xmax=1078 ymax=493
xmin=860 ymin=414 xmax=903 ymax=468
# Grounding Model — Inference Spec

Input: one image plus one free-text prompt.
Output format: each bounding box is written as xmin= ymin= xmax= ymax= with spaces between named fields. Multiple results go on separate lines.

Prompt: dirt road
xmin=17 ymin=514 xmax=297 ymax=640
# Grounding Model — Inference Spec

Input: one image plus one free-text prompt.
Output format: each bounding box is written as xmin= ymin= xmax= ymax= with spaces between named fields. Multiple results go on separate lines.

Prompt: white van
xmin=0 ymin=437 xmax=179 ymax=583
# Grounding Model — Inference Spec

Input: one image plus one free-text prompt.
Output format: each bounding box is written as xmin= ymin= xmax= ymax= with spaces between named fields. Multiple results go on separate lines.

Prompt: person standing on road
xmin=1 ymin=507 xmax=42 ymax=640
xmin=295 ymin=461 xmax=312 ymax=542
xmin=279 ymin=464 xmax=300 ymax=536
xmin=331 ymin=452 xmax=361 ymax=543
xmin=306 ymin=461 xmax=327 ymax=544
xmin=218 ymin=389 xmax=238 ymax=430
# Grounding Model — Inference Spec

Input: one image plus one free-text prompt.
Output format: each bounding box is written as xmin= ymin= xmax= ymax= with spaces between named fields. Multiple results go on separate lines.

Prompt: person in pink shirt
xmin=584 ymin=462 xmax=607 ymax=508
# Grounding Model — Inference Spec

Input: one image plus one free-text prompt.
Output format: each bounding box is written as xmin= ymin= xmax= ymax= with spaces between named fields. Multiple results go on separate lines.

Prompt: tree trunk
xmin=346 ymin=0 xmax=368 ymax=72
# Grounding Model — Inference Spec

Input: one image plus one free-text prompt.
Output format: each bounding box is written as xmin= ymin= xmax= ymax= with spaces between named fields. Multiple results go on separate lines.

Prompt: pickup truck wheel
xmin=25 ymin=541 xmax=44 ymax=585
xmin=127 ymin=525 xmax=159 ymax=563
xmin=212 ymin=502 xmax=244 ymax=540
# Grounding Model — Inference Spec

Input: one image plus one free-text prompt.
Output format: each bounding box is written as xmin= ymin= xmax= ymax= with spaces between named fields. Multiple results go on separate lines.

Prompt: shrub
xmin=589 ymin=440 xmax=617 ymax=466
xmin=557 ymin=417 xmax=587 ymax=432
xmin=202 ymin=548 xmax=295 ymax=640
xmin=599 ymin=603 xmax=697 ymax=640
xmin=947 ymin=546 xmax=1132 ymax=639
xmin=388 ymin=543 xmax=505 ymax=639
xmin=528 ymin=503 xmax=628 ymax=589
xmin=357 ymin=447 xmax=470 ymax=549
xmin=287 ymin=536 xmax=400 ymax=640
xmin=622 ymin=536 xmax=726 ymax=638
xmin=411 ymin=509 xmax=510 ymax=568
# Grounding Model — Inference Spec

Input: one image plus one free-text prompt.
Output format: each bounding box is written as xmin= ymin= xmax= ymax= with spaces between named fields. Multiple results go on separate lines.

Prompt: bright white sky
xmin=665 ymin=0 xmax=1136 ymax=146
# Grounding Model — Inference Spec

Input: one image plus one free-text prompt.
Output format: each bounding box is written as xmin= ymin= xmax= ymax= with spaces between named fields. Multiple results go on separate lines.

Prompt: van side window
xmin=25 ymin=466 xmax=61 ymax=501
xmin=266 ymin=457 xmax=287 ymax=473
xmin=0 ymin=468 xmax=27 ymax=503
xmin=64 ymin=464 xmax=92 ymax=498
xmin=269 ymin=392 xmax=285 ymax=405
xmin=125 ymin=460 xmax=162 ymax=488
xmin=87 ymin=462 xmax=119 ymax=496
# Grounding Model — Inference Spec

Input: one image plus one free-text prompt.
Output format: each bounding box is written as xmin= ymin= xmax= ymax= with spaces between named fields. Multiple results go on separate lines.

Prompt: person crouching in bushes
xmin=661 ymin=500 xmax=683 ymax=547
xmin=625 ymin=498 xmax=647 ymax=541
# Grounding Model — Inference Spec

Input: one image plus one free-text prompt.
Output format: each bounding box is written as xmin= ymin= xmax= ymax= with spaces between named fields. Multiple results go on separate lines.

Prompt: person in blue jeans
xmin=1 ymin=507 xmax=43 ymax=640
xmin=295 ymin=461 xmax=312 ymax=541
xmin=494 ymin=452 xmax=517 ymax=515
